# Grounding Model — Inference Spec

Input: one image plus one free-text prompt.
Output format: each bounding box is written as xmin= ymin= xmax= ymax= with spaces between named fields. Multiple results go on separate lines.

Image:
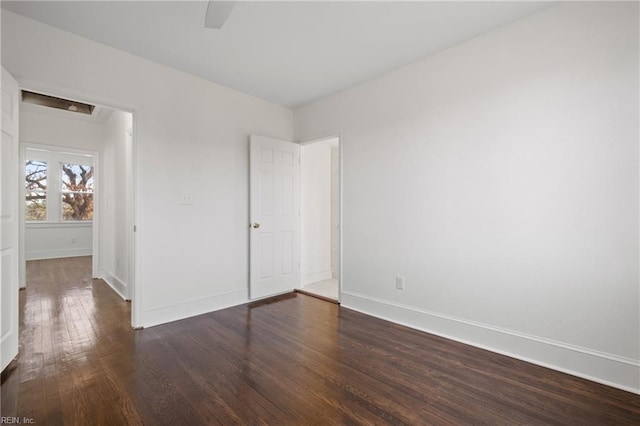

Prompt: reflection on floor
xmin=301 ymin=278 xmax=338 ymax=301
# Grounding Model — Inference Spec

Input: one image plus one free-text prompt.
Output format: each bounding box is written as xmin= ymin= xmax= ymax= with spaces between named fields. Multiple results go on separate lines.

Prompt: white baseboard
xmin=101 ymin=270 xmax=128 ymax=300
xmin=26 ymin=248 xmax=92 ymax=261
xmin=302 ymin=270 xmax=332 ymax=286
xmin=141 ymin=290 xmax=248 ymax=328
xmin=341 ymin=291 xmax=640 ymax=395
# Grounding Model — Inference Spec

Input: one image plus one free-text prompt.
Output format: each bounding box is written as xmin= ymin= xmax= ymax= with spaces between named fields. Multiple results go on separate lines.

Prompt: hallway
xmin=1 ymin=256 xmax=133 ymax=423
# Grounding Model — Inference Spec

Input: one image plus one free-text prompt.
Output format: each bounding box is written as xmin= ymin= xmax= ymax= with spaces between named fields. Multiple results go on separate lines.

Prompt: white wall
xmin=330 ymin=144 xmax=340 ymax=279
xmin=100 ymin=110 xmax=132 ymax=299
xmin=24 ymin=222 xmax=92 ymax=260
xmin=2 ymin=10 xmax=293 ymax=327
xmin=21 ymin=110 xmax=101 ymax=260
xmin=20 ymin=109 xmax=104 ymax=152
xmin=300 ymin=142 xmax=332 ymax=286
xmin=295 ymin=2 xmax=640 ymax=393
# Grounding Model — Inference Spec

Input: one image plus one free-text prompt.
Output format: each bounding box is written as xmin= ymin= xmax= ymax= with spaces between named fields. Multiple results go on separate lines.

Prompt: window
xmin=24 ymin=149 xmax=95 ymax=223
xmin=25 ymin=160 xmax=48 ymax=221
xmin=61 ymin=163 xmax=94 ymax=221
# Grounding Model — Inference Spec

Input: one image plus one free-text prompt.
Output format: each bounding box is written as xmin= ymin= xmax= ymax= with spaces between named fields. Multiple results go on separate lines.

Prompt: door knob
xmin=251 ymin=223 xmax=260 ymax=229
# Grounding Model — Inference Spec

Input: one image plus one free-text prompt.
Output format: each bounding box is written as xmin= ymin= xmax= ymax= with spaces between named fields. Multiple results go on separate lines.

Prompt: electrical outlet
xmin=179 ymin=192 xmax=193 ymax=205
xmin=396 ymin=276 xmax=405 ymax=290
xmin=71 ymin=237 xmax=77 ymax=244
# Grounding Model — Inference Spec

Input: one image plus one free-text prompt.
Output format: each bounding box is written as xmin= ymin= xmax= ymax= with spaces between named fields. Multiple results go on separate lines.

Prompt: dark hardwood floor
xmin=2 ymin=257 xmax=640 ymax=425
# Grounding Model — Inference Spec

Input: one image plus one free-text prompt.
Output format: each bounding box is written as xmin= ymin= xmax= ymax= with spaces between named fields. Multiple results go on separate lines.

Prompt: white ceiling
xmin=2 ymin=1 xmax=553 ymax=108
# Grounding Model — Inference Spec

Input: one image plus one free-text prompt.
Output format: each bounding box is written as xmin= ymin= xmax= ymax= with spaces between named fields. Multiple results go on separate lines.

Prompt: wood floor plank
xmin=214 ymin=304 xmax=447 ymax=424
xmin=158 ymin=322 xmax=291 ymax=424
xmin=1 ymin=256 xmax=639 ymax=425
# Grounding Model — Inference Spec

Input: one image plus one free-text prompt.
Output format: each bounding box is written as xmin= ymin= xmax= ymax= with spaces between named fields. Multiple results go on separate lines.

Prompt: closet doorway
xmin=299 ymin=137 xmax=340 ymax=302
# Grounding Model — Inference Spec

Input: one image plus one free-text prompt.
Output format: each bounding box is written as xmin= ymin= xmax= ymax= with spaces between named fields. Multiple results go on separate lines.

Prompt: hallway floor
xmin=1 ymin=256 xmax=133 ymax=423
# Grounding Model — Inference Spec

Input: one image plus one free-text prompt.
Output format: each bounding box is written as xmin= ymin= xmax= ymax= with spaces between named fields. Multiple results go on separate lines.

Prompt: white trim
xmin=26 ymin=222 xmax=92 ymax=229
xmin=26 ymin=248 xmax=92 ymax=261
xmin=101 ymin=270 xmax=128 ymax=300
xmin=90 ymin=150 xmax=100 ymax=279
xmin=22 ymin=141 xmax=98 ymax=157
xmin=337 ymin=131 xmax=343 ymax=303
xmin=19 ymin=141 xmax=27 ymax=289
xmin=130 ymin=113 xmax=141 ymax=328
xmin=296 ymin=130 xmax=343 ymax=146
xmin=341 ymin=291 xmax=640 ymax=395
xmin=141 ymin=290 xmax=247 ymax=328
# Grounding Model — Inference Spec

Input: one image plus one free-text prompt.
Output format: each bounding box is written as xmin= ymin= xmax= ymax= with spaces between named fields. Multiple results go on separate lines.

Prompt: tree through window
xmin=25 ymin=160 xmax=47 ymax=221
xmin=61 ymin=163 xmax=94 ymax=221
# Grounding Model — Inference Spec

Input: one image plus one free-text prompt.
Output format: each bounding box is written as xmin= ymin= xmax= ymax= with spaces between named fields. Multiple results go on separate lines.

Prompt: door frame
xmin=15 ymin=79 xmax=141 ymax=328
xmin=2 ymin=67 xmax=20 ymax=371
xmin=298 ymin=133 xmax=343 ymax=302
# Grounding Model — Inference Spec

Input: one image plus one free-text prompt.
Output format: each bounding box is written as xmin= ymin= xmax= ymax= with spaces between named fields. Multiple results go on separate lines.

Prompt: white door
xmin=249 ymin=135 xmax=300 ymax=299
xmin=1 ymin=67 xmax=20 ymax=371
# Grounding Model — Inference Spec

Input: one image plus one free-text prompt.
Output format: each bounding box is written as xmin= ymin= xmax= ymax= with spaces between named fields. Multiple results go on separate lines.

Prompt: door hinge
xmin=134 ymin=225 xmax=137 ymax=232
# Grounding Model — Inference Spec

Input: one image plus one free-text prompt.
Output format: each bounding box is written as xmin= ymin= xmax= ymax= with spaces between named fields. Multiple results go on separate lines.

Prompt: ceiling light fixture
xmin=204 ymin=1 xmax=236 ymax=30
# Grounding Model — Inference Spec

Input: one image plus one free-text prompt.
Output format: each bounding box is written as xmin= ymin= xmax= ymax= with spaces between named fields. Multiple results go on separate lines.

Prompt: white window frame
xmin=59 ymin=162 xmax=95 ymax=222
xmin=24 ymin=146 xmax=95 ymax=224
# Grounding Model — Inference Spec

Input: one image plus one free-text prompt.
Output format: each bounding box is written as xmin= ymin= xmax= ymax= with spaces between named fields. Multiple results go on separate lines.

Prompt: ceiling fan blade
xmin=204 ymin=1 xmax=237 ymax=29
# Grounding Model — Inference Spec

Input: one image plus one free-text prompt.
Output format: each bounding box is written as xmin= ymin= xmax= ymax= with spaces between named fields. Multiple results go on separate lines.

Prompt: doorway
xmin=17 ymin=88 xmax=136 ymax=314
xmin=299 ymin=137 xmax=340 ymax=302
